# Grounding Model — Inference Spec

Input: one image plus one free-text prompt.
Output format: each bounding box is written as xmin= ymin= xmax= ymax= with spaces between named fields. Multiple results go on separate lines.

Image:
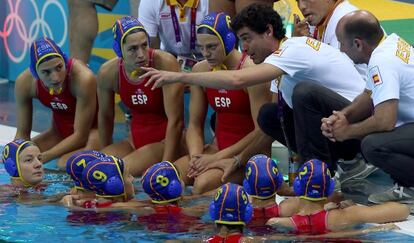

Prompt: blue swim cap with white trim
xmin=2 ymin=139 xmax=38 ymax=186
xmin=293 ymin=159 xmax=335 ymax=201
xmin=112 ymin=16 xmax=148 ymax=58
xmin=66 ymin=150 xmax=106 ymax=189
xmin=209 ymin=183 xmax=253 ymax=226
xmin=141 ymin=161 xmax=182 ymax=204
xmin=243 ymin=154 xmax=283 ymax=199
xmin=29 ymin=37 xmax=68 ymax=80
xmin=82 ymin=156 xmax=126 ymax=199
xmin=198 ymin=12 xmax=236 ymax=56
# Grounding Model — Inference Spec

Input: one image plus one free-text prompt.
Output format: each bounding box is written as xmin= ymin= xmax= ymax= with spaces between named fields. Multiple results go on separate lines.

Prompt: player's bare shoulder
xmin=192 ymin=60 xmax=210 ymax=72
xmin=96 ymin=57 xmax=119 ymax=89
xmin=15 ymin=69 xmax=37 ymax=98
xmin=69 ymin=59 xmax=97 ymax=96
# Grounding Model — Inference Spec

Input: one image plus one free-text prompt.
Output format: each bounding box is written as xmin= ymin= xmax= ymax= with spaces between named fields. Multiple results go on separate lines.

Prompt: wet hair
xmin=231 ymin=3 xmax=286 ymax=40
xmin=342 ymin=12 xmax=383 ymax=46
xmin=122 ymin=28 xmax=147 ymax=44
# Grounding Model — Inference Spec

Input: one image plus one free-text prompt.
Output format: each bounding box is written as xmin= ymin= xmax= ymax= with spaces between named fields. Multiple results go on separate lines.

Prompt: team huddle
xmin=2 ymin=0 xmax=414 ymax=240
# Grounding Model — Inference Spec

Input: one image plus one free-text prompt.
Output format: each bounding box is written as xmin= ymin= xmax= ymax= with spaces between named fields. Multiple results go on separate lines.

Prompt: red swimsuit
xmin=205 ymin=54 xmax=255 ymax=149
xmin=207 ymin=234 xmax=243 ymax=243
xmin=118 ymin=49 xmax=169 ymax=149
xmin=290 ymin=210 xmax=330 ymax=234
xmin=248 ymin=204 xmax=280 ymax=234
xmin=36 ymin=59 xmax=76 ymax=138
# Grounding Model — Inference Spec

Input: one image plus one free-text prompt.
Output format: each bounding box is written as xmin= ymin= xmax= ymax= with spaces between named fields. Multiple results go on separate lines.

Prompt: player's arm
xmin=186 ymin=62 xmax=209 ymax=157
xmin=341 ymin=90 xmax=373 ymax=123
xmin=158 ymin=51 xmax=185 ymax=161
xmin=143 ymin=63 xmax=284 ymax=90
xmin=339 ymin=62 xmax=401 ymax=140
xmin=42 ymin=62 xmax=97 ymax=160
xmin=14 ymin=70 xmax=35 ymax=140
xmin=266 ymin=216 xmax=295 ymax=229
xmin=343 ymin=99 xmax=398 ymax=140
xmin=97 ymin=59 xmax=118 ymax=147
xmin=329 ymin=202 xmax=409 ymax=230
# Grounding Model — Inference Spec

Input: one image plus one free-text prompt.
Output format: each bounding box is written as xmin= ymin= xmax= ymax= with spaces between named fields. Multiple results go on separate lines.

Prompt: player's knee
xmin=292 ymin=82 xmax=317 ymax=103
xmin=192 ymin=177 xmax=214 ymax=195
xmin=57 ymin=157 xmax=67 ymax=170
xmin=257 ymin=103 xmax=278 ymax=134
xmin=361 ymin=134 xmax=383 ymax=166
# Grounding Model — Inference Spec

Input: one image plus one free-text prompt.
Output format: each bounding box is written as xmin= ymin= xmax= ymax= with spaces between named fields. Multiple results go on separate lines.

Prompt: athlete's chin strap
xmin=212 ymin=64 xmax=228 ymax=72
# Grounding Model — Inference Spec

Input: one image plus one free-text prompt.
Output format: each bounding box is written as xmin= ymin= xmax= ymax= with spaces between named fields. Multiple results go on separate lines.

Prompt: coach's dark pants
xmin=362 ymin=123 xmax=414 ymax=187
xmin=257 ymin=82 xmax=360 ymax=171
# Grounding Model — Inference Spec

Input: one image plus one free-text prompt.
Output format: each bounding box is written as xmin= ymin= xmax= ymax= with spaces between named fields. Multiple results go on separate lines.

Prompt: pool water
xmin=1 ymin=145 xmax=414 ymax=242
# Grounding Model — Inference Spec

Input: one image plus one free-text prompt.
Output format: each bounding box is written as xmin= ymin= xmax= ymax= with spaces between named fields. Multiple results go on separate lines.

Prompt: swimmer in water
xmin=2 ymin=139 xmax=44 ymax=189
xmin=242 ymin=154 xmax=296 ymax=233
xmin=207 ymin=183 xmax=253 ymax=242
xmin=266 ymin=159 xmax=410 ymax=234
xmin=138 ymin=161 xmax=210 ymax=233
xmin=65 ymin=150 xmax=107 ymax=199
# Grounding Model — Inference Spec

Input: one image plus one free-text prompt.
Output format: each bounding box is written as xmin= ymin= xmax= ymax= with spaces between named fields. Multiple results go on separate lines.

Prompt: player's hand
xmin=187 ymin=154 xmax=218 ymax=178
xmin=321 ymin=114 xmax=339 ymax=142
xmin=292 ymin=14 xmax=310 ymax=37
xmin=201 ymin=158 xmax=239 ymax=183
xmin=141 ymin=67 xmax=179 ymax=90
xmin=331 ymin=110 xmax=350 ymax=142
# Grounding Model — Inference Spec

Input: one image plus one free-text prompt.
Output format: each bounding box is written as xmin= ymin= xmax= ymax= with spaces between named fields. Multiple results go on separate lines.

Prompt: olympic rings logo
xmin=0 ymin=0 xmax=68 ymax=63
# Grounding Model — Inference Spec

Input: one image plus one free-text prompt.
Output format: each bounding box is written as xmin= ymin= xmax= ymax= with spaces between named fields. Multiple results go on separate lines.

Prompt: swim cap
xmin=29 ymin=37 xmax=68 ymax=80
xmin=2 ymin=139 xmax=37 ymax=186
xmin=141 ymin=161 xmax=182 ymax=204
xmin=82 ymin=156 xmax=126 ymax=199
xmin=112 ymin=16 xmax=147 ymax=58
xmin=198 ymin=12 xmax=236 ymax=56
xmin=293 ymin=159 xmax=335 ymax=201
xmin=209 ymin=183 xmax=253 ymax=225
xmin=243 ymin=154 xmax=283 ymax=199
xmin=66 ymin=150 xmax=106 ymax=189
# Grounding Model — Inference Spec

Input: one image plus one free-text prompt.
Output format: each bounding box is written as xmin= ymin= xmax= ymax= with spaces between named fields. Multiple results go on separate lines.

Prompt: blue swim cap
xmin=293 ymin=159 xmax=335 ymax=201
xmin=82 ymin=156 xmax=126 ymax=199
xmin=29 ymin=37 xmax=68 ymax=80
xmin=209 ymin=183 xmax=253 ymax=226
xmin=198 ymin=12 xmax=236 ymax=56
xmin=2 ymin=139 xmax=37 ymax=186
xmin=66 ymin=150 xmax=106 ymax=189
xmin=112 ymin=16 xmax=147 ymax=58
xmin=243 ymin=154 xmax=283 ymax=199
xmin=141 ymin=161 xmax=182 ymax=204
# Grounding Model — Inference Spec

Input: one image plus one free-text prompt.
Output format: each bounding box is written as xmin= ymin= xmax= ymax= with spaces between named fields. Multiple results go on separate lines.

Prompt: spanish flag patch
xmin=369 ymin=66 xmax=383 ymax=86
xmin=372 ymin=74 xmax=381 ymax=85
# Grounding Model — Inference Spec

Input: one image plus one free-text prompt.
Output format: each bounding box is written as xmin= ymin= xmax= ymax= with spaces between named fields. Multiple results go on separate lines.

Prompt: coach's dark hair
xmin=231 ymin=3 xmax=285 ymax=40
xmin=342 ymin=11 xmax=383 ymax=46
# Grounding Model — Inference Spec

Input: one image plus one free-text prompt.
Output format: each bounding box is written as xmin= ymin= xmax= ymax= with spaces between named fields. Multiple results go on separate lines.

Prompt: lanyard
xmin=276 ymin=89 xmax=285 ymax=119
xmin=170 ymin=6 xmax=197 ymax=50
